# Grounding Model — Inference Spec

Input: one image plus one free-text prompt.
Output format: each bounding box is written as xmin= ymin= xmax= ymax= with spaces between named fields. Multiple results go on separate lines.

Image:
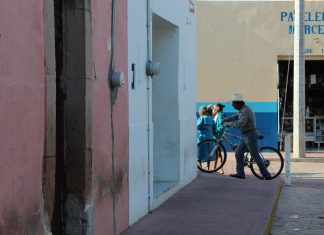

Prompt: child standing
xmin=212 ymin=103 xmax=226 ymax=174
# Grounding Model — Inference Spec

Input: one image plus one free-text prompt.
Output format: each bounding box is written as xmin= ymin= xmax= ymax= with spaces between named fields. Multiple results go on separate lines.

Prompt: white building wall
xmin=128 ymin=0 xmax=197 ymax=225
xmin=128 ymin=0 xmax=150 ymax=225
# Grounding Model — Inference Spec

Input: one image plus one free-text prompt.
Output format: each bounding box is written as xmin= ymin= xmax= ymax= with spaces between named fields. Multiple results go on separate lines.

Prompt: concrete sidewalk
xmin=271 ymin=160 xmax=324 ymax=234
xmin=122 ymin=158 xmax=282 ymax=235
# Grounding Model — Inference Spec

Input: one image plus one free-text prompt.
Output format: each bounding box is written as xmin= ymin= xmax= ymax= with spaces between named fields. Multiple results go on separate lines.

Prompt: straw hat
xmin=231 ymin=93 xmax=245 ymax=102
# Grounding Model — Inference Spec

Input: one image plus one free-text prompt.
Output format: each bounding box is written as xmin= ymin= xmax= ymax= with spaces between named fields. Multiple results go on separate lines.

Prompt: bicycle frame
xmin=216 ymin=128 xmax=240 ymax=150
xmin=217 ymin=128 xmax=266 ymax=165
xmin=207 ymin=128 xmax=239 ymax=159
xmin=222 ymin=131 xmax=240 ymax=150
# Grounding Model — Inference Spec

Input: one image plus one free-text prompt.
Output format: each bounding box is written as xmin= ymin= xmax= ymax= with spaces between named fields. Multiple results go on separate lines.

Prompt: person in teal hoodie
xmin=197 ymin=106 xmax=216 ymax=169
xmin=212 ymin=103 xmax=226 ymax=173
xmin=212 ymin=103 xmax=226 ymax=139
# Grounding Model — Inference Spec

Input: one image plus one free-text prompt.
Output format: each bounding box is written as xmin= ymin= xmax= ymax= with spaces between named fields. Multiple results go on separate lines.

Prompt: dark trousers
xmin=235 ymin=130 xmax=271 ymax=177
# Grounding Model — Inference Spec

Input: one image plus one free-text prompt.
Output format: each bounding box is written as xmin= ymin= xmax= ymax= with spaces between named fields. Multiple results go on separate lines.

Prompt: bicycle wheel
xmin=249 ymin=146 xmax=284 ymax=180
xmin=197 ymin=139 xmax=227 ymax=173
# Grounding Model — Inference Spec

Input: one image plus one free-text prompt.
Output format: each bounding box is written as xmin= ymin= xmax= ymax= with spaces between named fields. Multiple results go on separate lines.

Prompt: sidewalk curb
xmin=264 ymin=180 xmax=283 ymax=235
xmin=289 ymin=158 xmax=324 ymax=163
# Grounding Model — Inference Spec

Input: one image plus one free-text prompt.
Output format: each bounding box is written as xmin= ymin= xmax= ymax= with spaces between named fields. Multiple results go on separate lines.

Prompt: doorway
xmin=278 ymin=60 xmax=324 ymax=151
xmin=53 ymin=0 xmax=65 ymax=233
xmin=152 ymin=14 xmax=180 ymax=198
xmin=43 ymin=0 xmax=66 ymax=233
xmin=43 ymin=1 xmax=93 ymax=234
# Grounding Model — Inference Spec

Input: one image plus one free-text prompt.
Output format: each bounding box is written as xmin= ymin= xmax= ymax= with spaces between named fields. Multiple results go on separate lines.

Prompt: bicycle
xmin=197 ymin=128 xmax=284 ymax=180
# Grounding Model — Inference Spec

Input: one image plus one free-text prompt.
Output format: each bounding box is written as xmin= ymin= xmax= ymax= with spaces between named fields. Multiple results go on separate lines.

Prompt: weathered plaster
xmin=0 ymin=1 xmax=45 ymax=234
xmin=92 ymin=0 xmax=129 ymax=234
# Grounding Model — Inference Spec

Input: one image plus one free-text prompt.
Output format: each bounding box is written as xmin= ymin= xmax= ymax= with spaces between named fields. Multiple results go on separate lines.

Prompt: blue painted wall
xmin=196 ymin=102 xmax=279 ymax=151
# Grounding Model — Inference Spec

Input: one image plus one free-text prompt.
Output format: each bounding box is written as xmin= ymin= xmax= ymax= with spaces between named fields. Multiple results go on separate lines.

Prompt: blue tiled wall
xmin=196 ymin=102 xmax=278 ymax=151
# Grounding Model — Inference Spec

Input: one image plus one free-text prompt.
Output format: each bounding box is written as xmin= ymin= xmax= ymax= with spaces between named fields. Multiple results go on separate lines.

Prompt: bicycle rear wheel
xmin=249 ymin=146 xmax=284 ymax=180
xmin=197 ymin=139 xmax=227 ymax=173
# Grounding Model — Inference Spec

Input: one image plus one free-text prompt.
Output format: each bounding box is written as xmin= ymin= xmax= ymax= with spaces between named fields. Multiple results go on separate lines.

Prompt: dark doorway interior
xmin=278 ymin=60 xmax=324 ymax=151
xmin=53 ymin=0 xmax=65 ymax=233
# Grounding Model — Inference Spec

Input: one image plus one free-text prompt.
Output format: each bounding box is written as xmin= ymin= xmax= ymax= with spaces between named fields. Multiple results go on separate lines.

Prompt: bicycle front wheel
xmin=249 ymin=146 xmax=284 ymax=180
xmin=197 ymin=139 xmax=227 ymax=173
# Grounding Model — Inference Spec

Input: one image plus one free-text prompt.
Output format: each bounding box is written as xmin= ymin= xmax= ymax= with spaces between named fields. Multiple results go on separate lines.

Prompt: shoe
xmin=263 ymin=175 xmax=272 ymax=180
xmin=230 ymin=174 xmax=245 ymax=179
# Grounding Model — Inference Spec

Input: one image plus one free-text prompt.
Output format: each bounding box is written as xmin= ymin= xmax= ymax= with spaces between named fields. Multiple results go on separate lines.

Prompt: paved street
xmin=123 ymin=153 xmax=324 ymax=235
xmin=271 ymin=158 xmax=324 ymax=235
xmin=123 ymin=157 xmax=281 ymax=235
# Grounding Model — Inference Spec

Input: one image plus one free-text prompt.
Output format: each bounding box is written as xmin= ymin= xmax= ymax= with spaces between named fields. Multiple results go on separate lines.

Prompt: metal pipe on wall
xmin=146 ymin=0 xmax=153 ymax=213
xmin=109 ymin=0 xmax=118 ymax=234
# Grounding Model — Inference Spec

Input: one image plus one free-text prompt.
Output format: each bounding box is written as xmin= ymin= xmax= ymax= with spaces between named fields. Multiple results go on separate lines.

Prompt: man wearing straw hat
xmin=222 ymin=94 xmax=272 ymax=180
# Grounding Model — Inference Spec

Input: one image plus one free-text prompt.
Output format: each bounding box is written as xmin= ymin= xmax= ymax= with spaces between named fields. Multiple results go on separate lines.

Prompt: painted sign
xmin=281 ymin=11 xmax=324 ymax=35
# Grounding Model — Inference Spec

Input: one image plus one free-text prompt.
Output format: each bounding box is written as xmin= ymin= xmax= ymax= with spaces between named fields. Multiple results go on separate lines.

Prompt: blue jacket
xmin=197 ymin=115 xmax=216 ymax=143
xmin=214 ymin=112 xmax=225 ymax=139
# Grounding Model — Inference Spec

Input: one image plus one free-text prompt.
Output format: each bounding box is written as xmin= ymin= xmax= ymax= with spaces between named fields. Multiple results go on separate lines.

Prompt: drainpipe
xmin=109 ymin=0 xmax=118 ymax=234
xmin=146 ymin=0 xmax=152 ymax=213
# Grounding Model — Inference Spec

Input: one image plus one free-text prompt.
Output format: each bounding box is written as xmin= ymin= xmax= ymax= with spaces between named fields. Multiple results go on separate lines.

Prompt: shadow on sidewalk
xmin=122 ymin=172 xmax=281 ymax=235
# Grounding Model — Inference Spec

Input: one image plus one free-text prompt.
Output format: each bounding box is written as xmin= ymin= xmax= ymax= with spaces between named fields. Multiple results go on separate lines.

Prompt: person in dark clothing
xmin=222 ymin=94 xmax=271 ymax=180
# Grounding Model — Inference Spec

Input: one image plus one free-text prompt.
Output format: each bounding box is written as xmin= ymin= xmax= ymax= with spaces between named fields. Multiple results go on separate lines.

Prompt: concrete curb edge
xmin=289 ymin=158 xmax=324 ymax=163
xmin=264 ymin=180 xmax=283 ymax=235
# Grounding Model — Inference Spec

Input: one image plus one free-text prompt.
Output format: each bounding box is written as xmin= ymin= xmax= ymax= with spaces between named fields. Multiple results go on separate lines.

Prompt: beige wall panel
xmin=197 ymin=1 xmax=324 ymax=103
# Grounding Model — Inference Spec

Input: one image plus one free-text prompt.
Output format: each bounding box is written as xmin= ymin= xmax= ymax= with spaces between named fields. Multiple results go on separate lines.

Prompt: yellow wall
xmin=197 ymin=1 xmax=324 ymax=103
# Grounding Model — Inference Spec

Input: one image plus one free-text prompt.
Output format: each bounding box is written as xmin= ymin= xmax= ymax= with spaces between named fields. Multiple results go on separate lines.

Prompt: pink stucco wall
xmin=0 ymin=1 xmax=45 ymax=234
xmin=91 ymin=0 xmax=129 ymax=234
